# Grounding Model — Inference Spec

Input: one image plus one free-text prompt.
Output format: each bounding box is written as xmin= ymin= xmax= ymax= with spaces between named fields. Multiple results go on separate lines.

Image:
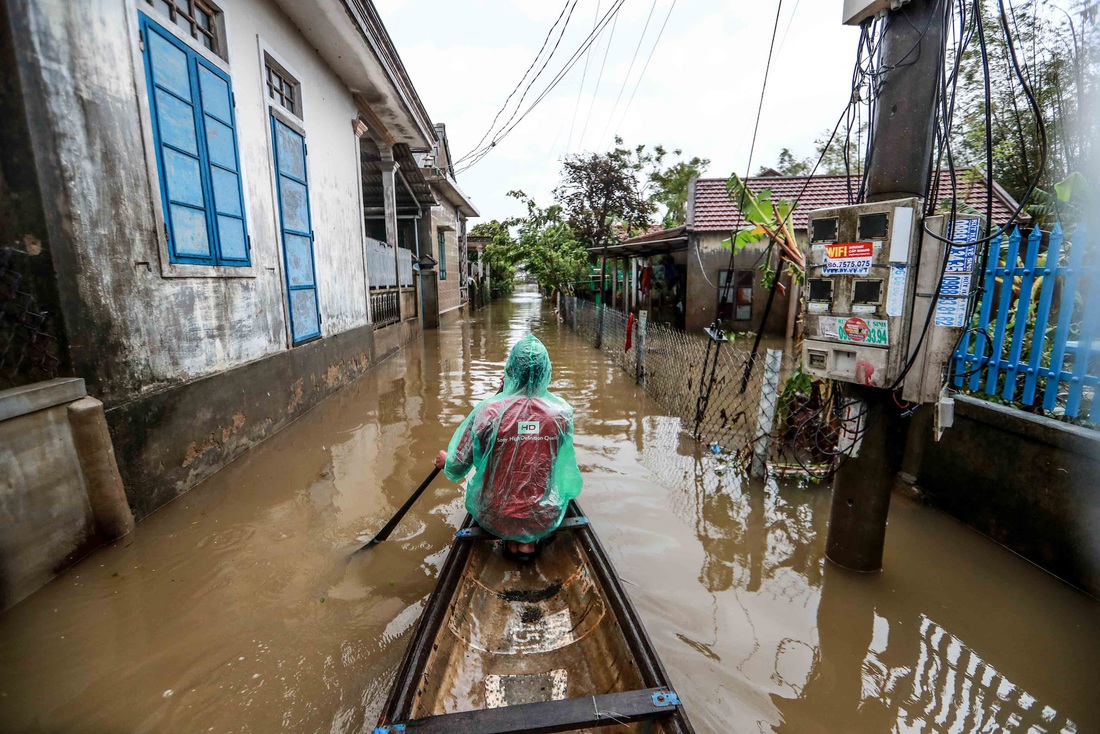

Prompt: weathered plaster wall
xmin=7 ymin=0 xmax=370 ymax=406
xmin=686 ymin=231 xmax=795 ymax=335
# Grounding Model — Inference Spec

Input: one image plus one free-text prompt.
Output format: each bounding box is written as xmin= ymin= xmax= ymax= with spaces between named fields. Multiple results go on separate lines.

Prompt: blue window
xmin=140 ymin=14 xmax=249 ymax=266
xmin=271 ymin=116 xmax=321 ymax=343
xmin=438 ymin=231 xmax=447 ymax=280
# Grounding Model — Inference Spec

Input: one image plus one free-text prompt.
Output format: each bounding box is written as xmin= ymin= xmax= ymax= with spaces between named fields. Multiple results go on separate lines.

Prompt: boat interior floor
xmin=409 ymin=531 xmax=656 ymax=731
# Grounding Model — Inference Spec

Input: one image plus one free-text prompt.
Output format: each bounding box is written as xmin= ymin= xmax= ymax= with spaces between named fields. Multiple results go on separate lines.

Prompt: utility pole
xmin=825 ymin=0 xmax=949 ymax=572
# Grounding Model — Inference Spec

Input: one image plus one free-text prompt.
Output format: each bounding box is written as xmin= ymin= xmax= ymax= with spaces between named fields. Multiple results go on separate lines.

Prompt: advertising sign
xmin=820 ymin=316 xmax=889 ymax=346
xmin=934 ymin=217 xmax=981 ymax=327
xmin=823 ymin=241 xmax=874 ymax=275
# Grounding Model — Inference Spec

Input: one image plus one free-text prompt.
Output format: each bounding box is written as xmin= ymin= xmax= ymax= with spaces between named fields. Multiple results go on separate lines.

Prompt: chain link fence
xmin=560 ymin=295 xmax=857 ymax=481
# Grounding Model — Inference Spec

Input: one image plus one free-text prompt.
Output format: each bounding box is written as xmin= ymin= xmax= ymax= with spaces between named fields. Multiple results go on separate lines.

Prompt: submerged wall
xmin=916 ymin=396 xmax=1100 ymax=598
xmin=0 ymin=379 xmax=133 ymax=611
xmin=108 ymin=318 xmax=420 ymax=519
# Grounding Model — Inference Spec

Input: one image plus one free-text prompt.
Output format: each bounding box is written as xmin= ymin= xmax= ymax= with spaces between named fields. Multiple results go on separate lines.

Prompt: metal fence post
xmin=595 ymin=304 xmax=605 ymax=348
xmin=751 ymin=348 xmax=783 ymax=478
xmin=636 ymin=311 xmax=647 ymax=384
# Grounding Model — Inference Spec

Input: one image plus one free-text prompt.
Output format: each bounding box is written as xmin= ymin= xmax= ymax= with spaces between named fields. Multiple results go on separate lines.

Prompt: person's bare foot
xmin=505 ymin=540 xmax=537 ymax=556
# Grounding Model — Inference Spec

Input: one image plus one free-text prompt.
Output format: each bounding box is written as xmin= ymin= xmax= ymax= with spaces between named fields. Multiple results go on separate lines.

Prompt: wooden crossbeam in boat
xmin=374 ymin=687 xmax=682 ymax=734
xmin=453 ymin=517 xmax=590 ymax=541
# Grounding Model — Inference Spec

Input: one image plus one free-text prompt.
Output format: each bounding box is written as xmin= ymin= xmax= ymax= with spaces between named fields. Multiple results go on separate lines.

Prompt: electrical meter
xmin=802 ymin=198 xmax=922 ymax=389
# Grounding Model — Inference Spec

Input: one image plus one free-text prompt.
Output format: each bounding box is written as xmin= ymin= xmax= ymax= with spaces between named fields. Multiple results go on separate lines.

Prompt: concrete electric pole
xmin=824 ymin=0 xmax=950 ymax=572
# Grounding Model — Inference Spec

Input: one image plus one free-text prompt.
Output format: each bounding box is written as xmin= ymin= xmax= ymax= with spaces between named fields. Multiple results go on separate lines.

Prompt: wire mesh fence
xmin=560 ymin=295 xmax=859 ymax=481
xmin=1 ymin=247 xmax=62 ymax=390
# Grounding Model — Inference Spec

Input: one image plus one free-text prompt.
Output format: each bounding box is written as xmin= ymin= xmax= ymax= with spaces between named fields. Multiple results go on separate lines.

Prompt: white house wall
xmin=8 ymin=0 xmax=371 ymax=406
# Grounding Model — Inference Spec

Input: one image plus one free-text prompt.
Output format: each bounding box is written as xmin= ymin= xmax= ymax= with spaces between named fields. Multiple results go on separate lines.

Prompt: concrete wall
xmin=0 ymin=379 xmax=133 ymax=610
xmin=6 ymin=0 xmax=372 ymax=406
xmin=685 ymin=231 xmax=796 ymax=335
xmin=915 ymin=396 xmax=1100 ymax=598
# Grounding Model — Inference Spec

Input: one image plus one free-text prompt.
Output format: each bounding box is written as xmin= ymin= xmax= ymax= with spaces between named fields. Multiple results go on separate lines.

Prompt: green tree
xmin=554 ymin=138 xmax=653 ymax=296
xmin=469 ymin=219 xmax=519 ymax=297
xmin=952 ymin=0 xmax=1096 ymax=203
xmin=757 ymin=147 xmax=812 ymax=177
xmin=505 ymin=191 xmax=590 ymax=297
xmin=649 ymin=149 xmax=710 ymax=227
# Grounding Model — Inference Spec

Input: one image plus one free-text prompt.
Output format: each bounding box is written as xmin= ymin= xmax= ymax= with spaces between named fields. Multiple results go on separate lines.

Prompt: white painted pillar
xmin=377 ymin=149 xmax=400 ymax=313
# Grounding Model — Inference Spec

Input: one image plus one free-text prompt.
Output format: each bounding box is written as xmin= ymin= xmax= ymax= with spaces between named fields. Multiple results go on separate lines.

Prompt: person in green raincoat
xmin=435 ymin=334 xmax=582 ymax=561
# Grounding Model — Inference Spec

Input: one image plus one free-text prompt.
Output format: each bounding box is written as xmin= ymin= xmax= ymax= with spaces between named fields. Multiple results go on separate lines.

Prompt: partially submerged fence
xmin=559 ymin=296 xmax=852 ymax=479
xmin=952 ymin=223 xmax=1098 ymax=424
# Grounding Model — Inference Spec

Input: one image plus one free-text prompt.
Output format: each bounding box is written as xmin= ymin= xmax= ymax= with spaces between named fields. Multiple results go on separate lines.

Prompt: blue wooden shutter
xmin=143 ymin=17 xmax=212 ymax=264
xmin=196 ymin=61 xmax=249 ymax=264
xmin=271 ymin=116 xmax=321 ymax=343
xmin=141 ymin=15 xmax=249 ymax=267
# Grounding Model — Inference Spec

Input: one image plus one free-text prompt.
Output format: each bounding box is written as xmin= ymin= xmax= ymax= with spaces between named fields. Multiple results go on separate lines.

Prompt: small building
xmin=606 ymin=172 xmax=1023 ymax=335
xmin=0 ymin=0 xmax=476 ymax=518
xmin=418 ymin=124 xmax=479 ymax=325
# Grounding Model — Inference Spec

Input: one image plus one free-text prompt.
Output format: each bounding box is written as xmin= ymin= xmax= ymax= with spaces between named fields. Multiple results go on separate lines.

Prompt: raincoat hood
xmin=502 ymin=334 xmax=553 ymax=396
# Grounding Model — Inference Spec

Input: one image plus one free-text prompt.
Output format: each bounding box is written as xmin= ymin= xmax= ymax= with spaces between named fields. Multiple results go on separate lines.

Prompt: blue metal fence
xmin=953 ymin=222 xmax=1098 ymax=423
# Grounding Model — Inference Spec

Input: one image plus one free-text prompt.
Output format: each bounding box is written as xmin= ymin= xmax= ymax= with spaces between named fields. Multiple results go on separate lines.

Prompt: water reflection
xmin=629 ymin=353 xmax=1092 ymax=732
xmin=0 ymin=288 xmax=1094 ymax=734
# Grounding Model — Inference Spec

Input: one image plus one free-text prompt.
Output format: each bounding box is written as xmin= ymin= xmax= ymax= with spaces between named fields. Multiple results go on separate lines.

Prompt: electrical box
xmin=801 ymin=198 xmax=921 ymax=389
xmin=900 ymin=213 xmax=984 ymax=403
xmin=843 ymin=0 xmax=911 ymax=25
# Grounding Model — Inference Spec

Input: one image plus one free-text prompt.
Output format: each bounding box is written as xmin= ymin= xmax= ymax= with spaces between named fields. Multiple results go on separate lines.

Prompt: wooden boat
xmin=374 ymin=501 xmax=695 ymax=734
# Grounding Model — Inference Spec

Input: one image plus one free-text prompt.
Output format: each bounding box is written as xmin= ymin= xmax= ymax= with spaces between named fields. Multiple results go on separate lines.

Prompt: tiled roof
xmin=620 ymin=225 xmax=687 ymax=245
xmin=688 ymin=171 xmax=1024 ymax=232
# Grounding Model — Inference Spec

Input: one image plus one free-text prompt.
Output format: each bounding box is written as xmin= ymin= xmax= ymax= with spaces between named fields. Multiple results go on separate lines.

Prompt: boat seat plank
xmin=454 ymin=516 xmax=590 ymax=541
xmin=375 ymin=687 xmax=681 ymax=734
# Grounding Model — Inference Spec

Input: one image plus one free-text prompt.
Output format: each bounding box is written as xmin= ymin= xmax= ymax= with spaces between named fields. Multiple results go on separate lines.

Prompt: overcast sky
xmin=376 ymin=0 xmax=864 ymax=222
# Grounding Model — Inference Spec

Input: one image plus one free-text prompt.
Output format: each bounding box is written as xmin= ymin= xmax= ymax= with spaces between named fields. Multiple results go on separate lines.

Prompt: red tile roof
xmin=688 ymin=171 xmax=1024 ymax=232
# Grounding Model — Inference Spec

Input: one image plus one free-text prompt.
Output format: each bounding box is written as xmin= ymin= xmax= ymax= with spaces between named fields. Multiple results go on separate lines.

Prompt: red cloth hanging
xmin=625 ymin=313 xmax=635 ymax=352
xmin=640 ymin=266 xmax=653 ymax=296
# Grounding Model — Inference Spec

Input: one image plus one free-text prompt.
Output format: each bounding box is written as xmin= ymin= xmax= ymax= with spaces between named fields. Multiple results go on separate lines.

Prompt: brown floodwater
xmin=0 ymin=287 xmax=1096 ymax=733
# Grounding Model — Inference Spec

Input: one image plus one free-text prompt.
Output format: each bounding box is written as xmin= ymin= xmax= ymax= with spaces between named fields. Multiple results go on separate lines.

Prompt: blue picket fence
xmin=952 ymin=222 xmax=1099 ymax=423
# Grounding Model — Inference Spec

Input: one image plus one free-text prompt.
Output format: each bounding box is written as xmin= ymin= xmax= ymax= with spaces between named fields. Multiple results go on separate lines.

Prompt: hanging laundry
xmin=625 ymin=313 xmax=635 ymax=352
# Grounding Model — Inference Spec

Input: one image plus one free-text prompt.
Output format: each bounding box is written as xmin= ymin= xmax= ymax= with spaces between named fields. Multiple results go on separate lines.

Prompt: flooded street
xmin=1 ymin=288 xmax=1096 ymax=733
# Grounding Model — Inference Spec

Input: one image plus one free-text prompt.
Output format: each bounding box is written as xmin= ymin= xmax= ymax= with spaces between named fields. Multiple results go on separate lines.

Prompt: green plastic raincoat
xmin=443 ymin=334 xmax=583 ymax=543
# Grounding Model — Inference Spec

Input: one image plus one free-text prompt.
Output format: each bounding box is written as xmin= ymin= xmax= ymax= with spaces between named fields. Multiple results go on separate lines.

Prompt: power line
xmin=458 ymin=0 xmax=628 ymax=173
xmin=609 ymin=0 xmax=678 ymax=145
xmin=774 ymin=0 xmax=801 ymax=57
xmin=718 ymin=0 xmax=784 ymax=312
xmin=463 ymin=0 xmax=581 ymax=165
xmin=455 ymin=0 xmax=578 ymax=166
xmin=598 ymin=0 xmax=661 ymax=147
xmin=565 ymin=0 xmax=603 ymax=155
xmin=577 ymin=4 xmax=620 ymax=153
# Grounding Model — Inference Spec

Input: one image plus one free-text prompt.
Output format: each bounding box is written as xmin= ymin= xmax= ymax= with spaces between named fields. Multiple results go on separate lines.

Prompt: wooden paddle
xmin=354 ymin=465 xmax=441 ymax=553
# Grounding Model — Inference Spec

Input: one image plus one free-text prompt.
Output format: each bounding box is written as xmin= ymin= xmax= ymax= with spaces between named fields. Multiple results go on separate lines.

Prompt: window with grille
xmin=265 ymin=58 xmax=301 ymax=117
xmin=145 ymin=0 xmax=223 ymax=58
